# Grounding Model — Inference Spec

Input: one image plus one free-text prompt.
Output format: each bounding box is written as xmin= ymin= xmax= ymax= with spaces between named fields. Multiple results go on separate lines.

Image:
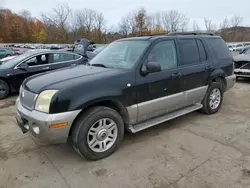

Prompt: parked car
xmin=15 ymin=32 xmax=235 ymax=160
xmin=235 ymin=43 xmax=245 ymax=52
xmin=13 ymin=48 xmax=25 ymax=55
xmin=0 ymin=48 xmax=14 ymax=59
xmin=234 ymin=47 xmax=250 ymax=79
xmin=0 ymin=50 xmax=84 ymax=99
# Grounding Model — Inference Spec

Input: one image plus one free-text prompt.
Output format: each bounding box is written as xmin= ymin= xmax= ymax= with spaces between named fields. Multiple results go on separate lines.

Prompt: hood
xmin=23 ymin=65 xmax=123 ymax=93
xmin=234 ymin=54 xmax=250 ymax=62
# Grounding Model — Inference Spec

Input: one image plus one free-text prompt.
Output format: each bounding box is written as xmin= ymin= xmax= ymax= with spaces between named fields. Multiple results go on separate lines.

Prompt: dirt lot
xmin=1 ymin=80 xmax=250 ymax=188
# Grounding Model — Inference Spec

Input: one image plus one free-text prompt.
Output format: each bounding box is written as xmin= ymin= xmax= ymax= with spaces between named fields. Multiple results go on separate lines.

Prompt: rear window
xmin=179 ymin=39 xmax=200 ymax=66
xmin=207 ymin=38 xmax=232 ymax=59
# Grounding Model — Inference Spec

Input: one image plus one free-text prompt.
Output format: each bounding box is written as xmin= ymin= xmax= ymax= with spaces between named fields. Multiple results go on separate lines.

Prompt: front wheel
xmin=0 ymin=79 xmax=10 ymax=100
xmin=200 ymin=82 xmax=223 ymax=114
xmin=71 ymin=106 xmax=124 ymax=160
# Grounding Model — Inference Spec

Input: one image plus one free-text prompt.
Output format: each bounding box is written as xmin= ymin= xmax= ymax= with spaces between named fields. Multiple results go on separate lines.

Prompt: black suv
xmin=15 ymin=32 xmax=236 ymax=160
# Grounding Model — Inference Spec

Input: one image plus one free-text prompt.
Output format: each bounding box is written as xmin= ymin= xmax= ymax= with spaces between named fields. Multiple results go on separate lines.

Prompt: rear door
xmin=177 ymin=38 xmax=211 ymax=107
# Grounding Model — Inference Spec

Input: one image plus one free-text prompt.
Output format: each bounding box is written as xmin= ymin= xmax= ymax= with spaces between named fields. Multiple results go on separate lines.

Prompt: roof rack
xmin=167 ymin=32 xmax=215 ymax=36
xmin=136 ymin=32 xmax=169 ymax=37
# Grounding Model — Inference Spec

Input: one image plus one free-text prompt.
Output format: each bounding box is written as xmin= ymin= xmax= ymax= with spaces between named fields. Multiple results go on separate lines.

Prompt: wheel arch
xmin=209 ymin=69 xmax=227 ymax=91
xmin=68 ymin=99 xmax=129 ymax=137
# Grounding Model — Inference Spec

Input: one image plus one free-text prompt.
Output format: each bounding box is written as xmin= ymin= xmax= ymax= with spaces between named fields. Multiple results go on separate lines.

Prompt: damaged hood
xmin=234 ymin=54 xmax=250 ymax=62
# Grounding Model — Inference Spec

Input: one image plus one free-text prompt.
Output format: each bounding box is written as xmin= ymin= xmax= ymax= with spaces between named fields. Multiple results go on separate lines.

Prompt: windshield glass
xmin=245 ymin=48 xmax=250 ymax=55
xmin=0 ymin=51 xmax=35 ymax=69
xmin=90 ymin=40 xmax=149 ymax=69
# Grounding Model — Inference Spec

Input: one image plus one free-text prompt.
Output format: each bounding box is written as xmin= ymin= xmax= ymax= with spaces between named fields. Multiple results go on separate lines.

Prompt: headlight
xmin=35 ymin=90 xmax=58 ymax=113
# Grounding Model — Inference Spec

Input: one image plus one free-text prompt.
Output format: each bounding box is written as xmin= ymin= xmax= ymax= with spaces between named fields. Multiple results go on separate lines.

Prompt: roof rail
xmin=136 ymin=32 xmax=169 ymax=37
xmin=167 ymin=32 xmax=215 ymax=36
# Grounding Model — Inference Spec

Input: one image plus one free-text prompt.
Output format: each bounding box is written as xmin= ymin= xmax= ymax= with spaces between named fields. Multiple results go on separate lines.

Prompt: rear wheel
xmin=71 ymin=106 xmax=124 ymax=160
xmin=200 ymin=82 xmax=223 ymax=114
xmin=0 ymin=79 xmax=10 ymax=100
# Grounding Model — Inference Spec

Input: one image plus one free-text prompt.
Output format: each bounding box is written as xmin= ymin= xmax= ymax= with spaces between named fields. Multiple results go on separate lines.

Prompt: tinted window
xmin=0 ymin=49 xmax=6 ymax=52
xmin=53 ymin=53 xmax=74 ymax=63
xmin=179 ymin=39 xmax=200 ymax=66
xmin=74 ymin=54 xmax=82 ymax=59
xmin=22 ymin=54 xmax=48 ymax=67
xmin=207 ymin=38 xmax=232 ymax=59
xmin=196 ymin=39 xmax=207 ymax=62
xmin=147 ymin=40 xmax=177 ymax=70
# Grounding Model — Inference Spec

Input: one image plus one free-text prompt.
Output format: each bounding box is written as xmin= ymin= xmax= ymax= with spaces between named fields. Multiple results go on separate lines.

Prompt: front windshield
xmin=0 ymin=51 xmax=35 ymax=69
xmin=90 ymin=40 xmax=149 ymax=69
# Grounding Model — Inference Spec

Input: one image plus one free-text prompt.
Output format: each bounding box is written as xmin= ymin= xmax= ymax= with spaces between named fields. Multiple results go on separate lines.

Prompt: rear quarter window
xmin=206 ymin=38 xmax=232 ymax=59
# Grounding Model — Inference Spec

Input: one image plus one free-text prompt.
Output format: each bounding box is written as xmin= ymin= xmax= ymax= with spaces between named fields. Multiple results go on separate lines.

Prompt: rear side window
xmin=179 ymin=39 xmax=200 ymax=66
xmin=196 ymin=39 xmax=207 ymax=62
xmin=206 ymin=38 xmax=232 ymax=59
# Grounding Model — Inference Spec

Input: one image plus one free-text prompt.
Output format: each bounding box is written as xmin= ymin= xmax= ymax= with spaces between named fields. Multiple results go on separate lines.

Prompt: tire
xmin=0 ymin=79 xmax=10 ymax=100
xmin=200 ymin=82 xmax=223 ymax=114
xmin=71 ymin=106 xmax=124 ymax=160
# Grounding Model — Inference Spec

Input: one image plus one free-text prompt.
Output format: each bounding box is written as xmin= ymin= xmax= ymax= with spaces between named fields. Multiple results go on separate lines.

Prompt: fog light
xmin=33 ymin=126 xmax=40 ymax=134
xmin=49 ymin=122 xmax=68 ymax=129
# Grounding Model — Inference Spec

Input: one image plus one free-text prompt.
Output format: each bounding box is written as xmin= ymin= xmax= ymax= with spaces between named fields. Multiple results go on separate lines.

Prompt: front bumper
xmin=225 ymin=75 xmax=236 ymax=91
xmin=15 ymin=97 xmax=81 ymax=144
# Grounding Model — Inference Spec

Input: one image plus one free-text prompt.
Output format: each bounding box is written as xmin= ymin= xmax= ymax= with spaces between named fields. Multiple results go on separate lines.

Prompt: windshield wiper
xmin=91 ymin=63 xmax=106 ymax=68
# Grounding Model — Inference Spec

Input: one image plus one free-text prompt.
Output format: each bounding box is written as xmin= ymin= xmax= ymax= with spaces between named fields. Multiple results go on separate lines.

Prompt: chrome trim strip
xmin=126 ymin=86 xmax=208 ymax=124
xmin=14 ymin=51 xmax=83 ymax=69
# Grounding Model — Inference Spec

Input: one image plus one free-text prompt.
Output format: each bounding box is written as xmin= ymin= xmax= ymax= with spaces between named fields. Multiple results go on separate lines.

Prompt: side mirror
xmin=141 ymin=62 xmax=161 ymax=76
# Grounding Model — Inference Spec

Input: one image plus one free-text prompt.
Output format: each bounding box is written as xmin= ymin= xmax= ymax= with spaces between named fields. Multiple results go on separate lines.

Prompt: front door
xmin=9 ymin=54 xmax=51 ymax=90
xmin=177 ymin=38 xmax=212 ymax=107
xmin=135 ymin=39 xmax=184 ymax=123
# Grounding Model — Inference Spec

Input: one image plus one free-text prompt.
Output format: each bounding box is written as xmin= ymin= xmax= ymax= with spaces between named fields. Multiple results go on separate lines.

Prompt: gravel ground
xmin=1 ymin=80 xmax=250 ymax=188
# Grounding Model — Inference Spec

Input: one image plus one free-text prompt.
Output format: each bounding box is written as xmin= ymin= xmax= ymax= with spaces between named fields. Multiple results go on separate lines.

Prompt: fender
xmin=209 ymin=68 xmax=226 ymax=83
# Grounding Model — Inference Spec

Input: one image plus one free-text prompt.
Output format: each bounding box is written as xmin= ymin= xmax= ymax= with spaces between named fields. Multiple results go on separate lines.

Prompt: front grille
xmin=19 ymin=86 xmax=38 ymax=110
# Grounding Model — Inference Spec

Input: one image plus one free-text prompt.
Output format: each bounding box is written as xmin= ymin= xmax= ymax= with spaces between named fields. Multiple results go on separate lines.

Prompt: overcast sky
xmin=2 ymin=0 xmax=250 ymax=30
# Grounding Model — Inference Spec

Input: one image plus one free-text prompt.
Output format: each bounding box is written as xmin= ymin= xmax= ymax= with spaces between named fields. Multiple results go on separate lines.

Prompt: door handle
xmin=42 ymin=67 xmax=50 ymax=70
xmin=205 ymin=65 xmax=212 ymax=70
xmin=171 ymin=72 xmax=182 ymax=79
xmin=71 ymin=63 xmax=77 ymax=66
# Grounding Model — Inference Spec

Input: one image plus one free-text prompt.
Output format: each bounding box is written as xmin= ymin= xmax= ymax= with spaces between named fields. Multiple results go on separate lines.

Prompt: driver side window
xmin=20 ymin=54 xmax=48 ymax=67
xmin=147 ymin=40 xmax=177 ymax=70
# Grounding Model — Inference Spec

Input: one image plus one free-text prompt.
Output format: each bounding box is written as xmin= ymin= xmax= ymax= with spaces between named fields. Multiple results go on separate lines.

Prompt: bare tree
xmin=41 ymin=4 xmax=71 ymax=42
xmin=94 ymin=12 xmax=106 ymax=42
xmin=119 ymin=15 xmax=131 ymax=36
xmin=220 ymin=17 xmax=230 ymax=29
xmin=204 ymin=18 xmax=216 ymax=32
xmin=193 ymin=21 xmax=201 ymax=31
xmin=231 ymin=16 xmax=243 ymax=27
xmin=162 ymin=10 xmax=189 ymax=32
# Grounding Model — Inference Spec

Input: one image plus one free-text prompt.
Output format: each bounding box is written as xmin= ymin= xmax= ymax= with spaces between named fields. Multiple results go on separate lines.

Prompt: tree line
xmin=0 ymin=4 xmax=248 ymax=44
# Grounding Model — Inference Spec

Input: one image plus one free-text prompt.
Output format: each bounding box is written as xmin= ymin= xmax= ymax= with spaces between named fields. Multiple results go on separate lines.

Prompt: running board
xmin=129 ymin=103 xmax=203 ymax=133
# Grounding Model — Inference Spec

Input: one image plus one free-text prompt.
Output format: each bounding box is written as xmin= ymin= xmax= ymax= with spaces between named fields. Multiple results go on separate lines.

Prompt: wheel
xmin=200 ymin=82 xmax=223 ymax=114
xmin=0 ymin=79 xmax=10 ymax=100
xmin=71 ymin=106 xmax=124 ymax=160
